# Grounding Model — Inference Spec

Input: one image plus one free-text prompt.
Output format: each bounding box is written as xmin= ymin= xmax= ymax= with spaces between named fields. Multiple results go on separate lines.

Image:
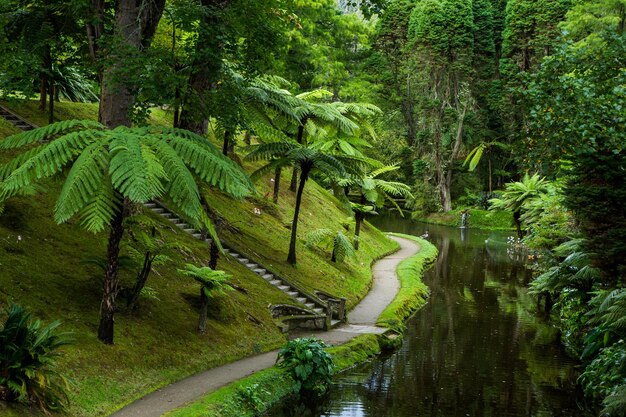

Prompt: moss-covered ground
xmin=0 ymin=101 xmax=396 ymax=416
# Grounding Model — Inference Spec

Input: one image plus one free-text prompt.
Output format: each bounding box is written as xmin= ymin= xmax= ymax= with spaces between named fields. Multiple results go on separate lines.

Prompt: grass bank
xmin=0 ymin=100 xmax=396 ymax=416
xmin=419 ymin=208 xmax=514 ymax=231
xmin=166 ymin=233 xmax=437 ymax=417
xmin=376 ymin=234 xmax=438 ymax=329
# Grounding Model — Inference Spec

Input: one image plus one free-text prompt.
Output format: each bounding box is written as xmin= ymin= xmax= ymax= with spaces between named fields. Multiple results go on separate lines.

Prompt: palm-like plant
xmin=0 ymin=120 xmax=252 ymax=344
xmin=339 ymin=165 xmax=413 ymax=249
xmin=178 ymin=264 xmax=233 ymax=332
xmin=305 ymin=228 xmax=356 ymax=263
xmin=246 ymin=141 xmax=364 ymax=265
xmin=0 ymin=304 xmax=71 ymax=412
xmin=489 ymin=173 xmax=550 ymax=238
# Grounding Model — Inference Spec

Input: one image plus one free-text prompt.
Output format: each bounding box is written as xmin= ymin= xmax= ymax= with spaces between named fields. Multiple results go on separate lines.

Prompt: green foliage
xmin=0 ymin=121 xmax=253 ymax=235
xmin=305 ymin=228 xmax=356 ymax=262
xmin=276 ymin=337 xmax=334 ymax=396
xmin=0 ymin=304 xmax=71 ymax=412
xmin=178 ymin=265 xmax=233 ymax=299
xmin=579 ymin=340 xmax=626 ymax=402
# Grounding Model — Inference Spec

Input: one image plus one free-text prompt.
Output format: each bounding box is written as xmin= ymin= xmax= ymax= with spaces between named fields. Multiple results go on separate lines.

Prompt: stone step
xmin=296 ymin=297 xmax=307 ymax=303
xmin=192 ymin=233 xmax=202 ymax=239
xmin=304 ymin=303 xmax=314 ymax=309
xmin=175 ymin=223 xmax=188 ymax=228
xmin=245 ymin=263 xmax=258 ymax=269
xmin=331 ymin=319 xmax=341 ymax=327
xmin=262 ymin=274 xmax=273 ymax=280
xmin=144 ymin=203 xmax=157 ymax=208
xmin=151 ymin=208 xmax=165 ymax=213
xmin=161 ymin=213 xmax=173 ymax=218
xmin=237 ymin=258 xmax=249 ymax=264
xmin=313 ymin=308 xmax=323 ymax=314
xmin=183 ymin=228 xmax=195 ymax=234
xmin=270 ymin=279 xmax=281 ymax=286
xmin=286 ymin=291 xmax=299 ymax=297
xmin=278 ymin=285 xmax=290 ymax=291
xmin=253 ymin=268 xmax=266 ymax=275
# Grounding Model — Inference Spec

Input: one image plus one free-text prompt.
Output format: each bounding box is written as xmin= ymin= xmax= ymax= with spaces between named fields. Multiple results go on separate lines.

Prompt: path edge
xmin=163 ymin=234 xmax=438 ymax=417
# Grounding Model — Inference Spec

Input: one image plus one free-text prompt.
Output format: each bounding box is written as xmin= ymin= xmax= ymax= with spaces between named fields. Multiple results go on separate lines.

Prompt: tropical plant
xmin=0 ymin=120 xmax=252 ymax=344
xmin=276 ymin=337 xmax=334 ymax=396
xmin=0 ymin=304 xmax=71 ymax=412
xmin=123 ymin=213 xmax=191 ymax=311
xmin=489 ymin=173 xmax=550 ymax=238
xmin=339 ymin=165 xmax=412 ymax=249
xmin=463 ymin=140 xmax=510 ymax=192
xmin=178 ymin=264 xmax=234 ymax=333
xmin=246 ymin=141 xmax=365 ymax=265
xmin=305 ymin=228 xmax=356 ymax=263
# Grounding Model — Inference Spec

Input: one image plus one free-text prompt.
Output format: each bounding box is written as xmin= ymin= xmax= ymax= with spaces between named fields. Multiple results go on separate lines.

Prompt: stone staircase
xmin=0 ymin=104 xmax=38 ymax=131
xmin=144 ymin=201 xmax=344 ymax=330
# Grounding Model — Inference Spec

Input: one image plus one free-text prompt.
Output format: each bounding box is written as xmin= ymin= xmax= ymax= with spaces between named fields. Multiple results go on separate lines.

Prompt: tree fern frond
xmin=54 ymin=140 xmax=111 ymax=226
xmin=108 ymin=132 xmax=168 ymax=203
xmin=169 ymin=137 xmax=253 ymax=198
xmin=333 ymin=232 xmax=356 ymax=262
xmin=0 ymin=130 xmax=100 ymax=200
xmin=77 ymin=176 xmax=120 ymax=233
xmin=0 ymin=120 xmax=104 ymax=149
xmin=305 ymin=228 xmax=334 ymax=248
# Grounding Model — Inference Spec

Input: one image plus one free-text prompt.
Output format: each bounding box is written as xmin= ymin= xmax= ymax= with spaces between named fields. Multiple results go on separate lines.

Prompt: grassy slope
xmin=0 ymin=101 xmax=397 ymax=416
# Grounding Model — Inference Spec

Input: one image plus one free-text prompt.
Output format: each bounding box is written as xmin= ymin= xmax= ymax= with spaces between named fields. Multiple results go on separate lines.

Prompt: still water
xmin=267 ymin=218 xmax=594 ymax=417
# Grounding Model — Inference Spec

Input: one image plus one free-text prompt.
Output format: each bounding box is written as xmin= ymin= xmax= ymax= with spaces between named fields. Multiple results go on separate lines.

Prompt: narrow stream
xmin=267 ymin=218 xmax=593 ymax=417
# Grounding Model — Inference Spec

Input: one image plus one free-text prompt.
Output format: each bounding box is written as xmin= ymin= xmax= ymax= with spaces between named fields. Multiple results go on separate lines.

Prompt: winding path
xmin=111 ymin=235 xmax=420 ymax=417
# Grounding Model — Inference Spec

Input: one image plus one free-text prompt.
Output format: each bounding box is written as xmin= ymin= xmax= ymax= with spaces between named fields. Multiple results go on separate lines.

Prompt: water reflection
xmin=267 ymin=219 xmax=592 ymax=417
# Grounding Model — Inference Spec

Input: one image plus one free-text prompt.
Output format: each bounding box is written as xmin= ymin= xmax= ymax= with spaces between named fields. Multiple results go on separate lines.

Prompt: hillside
xmin=0 ymin=101 xmax=398 ymax=416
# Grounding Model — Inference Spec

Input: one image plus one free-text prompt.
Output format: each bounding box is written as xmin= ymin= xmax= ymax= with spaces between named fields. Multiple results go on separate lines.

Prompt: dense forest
xmin=0 ymin=0 xmax=625 ymax=415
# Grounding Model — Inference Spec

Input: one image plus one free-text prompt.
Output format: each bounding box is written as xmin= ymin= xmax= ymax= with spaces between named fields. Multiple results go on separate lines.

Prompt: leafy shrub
xmin=276 ymin=337 xmax=334 ymax=396
xmin=579 ymin=340 xmax=626 ymax=401
xmin=0 ymin=304 xmax=71 ymax=412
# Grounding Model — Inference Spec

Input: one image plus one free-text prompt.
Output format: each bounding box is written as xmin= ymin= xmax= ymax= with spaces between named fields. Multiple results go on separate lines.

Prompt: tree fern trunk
xmin=222 ymin=130 xmax=231 ymax=156
xmin=273 ymin=166 xmax=281 ymax=204
xmin=514 ymin=210 xmax=523 ymax=239
xmin=127 ymin=252 xmax=153 ymax=311
xmin=287 ymin=165 xmax=310 ymax=265
xmin=198 ymin=289 xmax=208 ymax=332
xmin=97 ymin=201 xmax=127 ymax=344
xmin=354 ymin=213 xmax=363 ymax=250
xmin=289 ymin=166 xmax=298 ymax=192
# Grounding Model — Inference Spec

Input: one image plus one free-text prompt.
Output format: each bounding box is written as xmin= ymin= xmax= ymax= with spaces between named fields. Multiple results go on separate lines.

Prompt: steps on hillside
xmin=0 ymin=105 xmax=38 ymax=131
xmin=142 ymin=200 xmax=343 ymax=329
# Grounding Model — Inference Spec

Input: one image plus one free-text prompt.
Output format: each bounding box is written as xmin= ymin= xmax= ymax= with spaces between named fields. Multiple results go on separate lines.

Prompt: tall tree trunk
xmin=97 ymin=0 xmax=166 ymax=128
xmin=97 ymin=200 xmax=127 ymax=344
xmin=287 ymin=164 xmax=311 ymax=265
xmin=48 ymin=78 xmax=54 ymax=124
xmin=273 ymin=166 xmax=281 ymax=204
xmin=289 ymin=119 xmax=307 ymax=192
xmin=39 ymin=74 xmax=47 ymax=111
xmin=222 ymin=130 xmax=231 ymax=156
xmin=173 ymin=87 xmax=181 ymax=128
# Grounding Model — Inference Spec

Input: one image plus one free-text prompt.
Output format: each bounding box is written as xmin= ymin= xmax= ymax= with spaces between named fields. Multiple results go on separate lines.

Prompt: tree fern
xmin=0 ymin=120 xmax=253 ymax=344
xmin=305 ymin=228 xmax=356 ymax=263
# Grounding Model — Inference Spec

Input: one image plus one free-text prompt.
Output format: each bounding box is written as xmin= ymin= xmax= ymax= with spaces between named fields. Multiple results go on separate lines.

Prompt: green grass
xmin=0 ymin=99 xmax=172 ymax=128
xmin=0 ymin=100 xmax=396 ymax=416
xmin=0 ymin=118 xmax=20 ymax=137
xmin=419 ymin=208 xmax=514 ymax=231
xmin=164 ymin=334 xmax=383 ymax=417
xmin=376 ymin=234 xmax=438 ymax=329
